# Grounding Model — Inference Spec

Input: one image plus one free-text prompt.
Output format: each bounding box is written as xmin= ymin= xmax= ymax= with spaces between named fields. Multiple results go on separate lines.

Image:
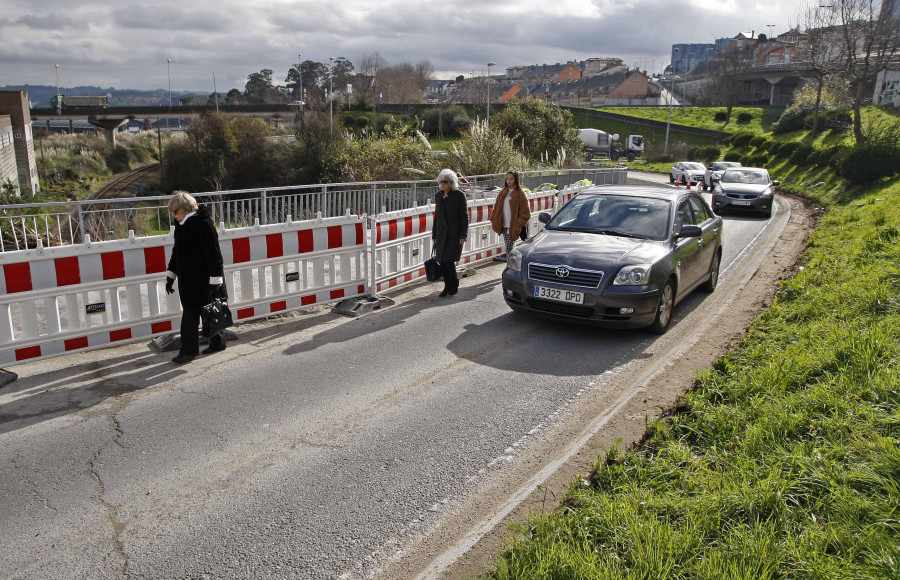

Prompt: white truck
xmin=578 ymin=129 xmax=644 ymax=162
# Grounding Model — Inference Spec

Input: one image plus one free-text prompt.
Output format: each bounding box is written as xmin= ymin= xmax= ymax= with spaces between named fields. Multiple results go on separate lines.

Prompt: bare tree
xmin=795 ymin=4 xmax=846 ymax=136
xmin=709 ymin=41 xmax=756 ymax=122
xmin=356 ymin=53 xmax=389 ymax=107
xmin=828 ymin=0 xmax=900 ymax=144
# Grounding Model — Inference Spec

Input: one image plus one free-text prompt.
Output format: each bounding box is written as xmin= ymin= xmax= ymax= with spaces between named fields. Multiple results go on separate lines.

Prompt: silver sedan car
xmin=712 ymin=167 xmax=780 ymax=218
xmin=502 ymin=186 xmax=724 ymax=334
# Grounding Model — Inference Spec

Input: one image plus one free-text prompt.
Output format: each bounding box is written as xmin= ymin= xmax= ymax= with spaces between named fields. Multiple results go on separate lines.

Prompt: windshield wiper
xmin=596 ymin=229 xmax=646 ymax=239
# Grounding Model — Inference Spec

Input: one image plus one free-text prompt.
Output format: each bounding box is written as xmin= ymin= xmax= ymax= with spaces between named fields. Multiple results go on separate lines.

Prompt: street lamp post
xmin=54 ymin=64 xmax=60 ymax=113
xmin=766 ymin=24 xmax=776 ymax=38
xmin=486 ymin=61 xmax=496 ymax=125
xmin=166 ymin=59 xmax=172 ymax=130
xmin=329 ymin=56 xmax=335 ymax=137
xmin=664 ymin=48 xmax=680 ymax=156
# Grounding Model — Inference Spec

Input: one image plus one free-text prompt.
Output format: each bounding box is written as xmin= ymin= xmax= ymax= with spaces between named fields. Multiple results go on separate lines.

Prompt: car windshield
xmin=721 ymin=170 xmax=769 ymax=184
xmin=546 ymin=195 xmax=670 ymax=240
xmin=712 ymin=162 xmax=739 ymax=171
xmin=683 ymin=163 xmax=705 ymax=171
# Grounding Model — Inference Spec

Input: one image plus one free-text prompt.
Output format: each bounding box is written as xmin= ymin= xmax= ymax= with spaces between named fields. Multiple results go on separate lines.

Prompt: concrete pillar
xmin=763 ymin=76 xmax=784 ymax=107
xmin=88 ymin=117 xmax=129 ymax=150
xmin=0 ymin=90 xmax=40 ymax=195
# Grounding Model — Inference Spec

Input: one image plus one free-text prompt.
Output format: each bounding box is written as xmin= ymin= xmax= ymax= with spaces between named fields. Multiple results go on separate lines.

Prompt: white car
xmin=703 ymin=161 xmax=742 ymax=191
xmin=669 ymin=162 xmax=707 ymax=186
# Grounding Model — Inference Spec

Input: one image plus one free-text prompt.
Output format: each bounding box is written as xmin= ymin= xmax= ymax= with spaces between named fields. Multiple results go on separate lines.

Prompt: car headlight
xmin=613 ymin=264 xmax=652 ymax=286
xmin=507 ymin=248 xmax=523 ymax=272
xmin=760 ymin=187 xmax=773 ymax=198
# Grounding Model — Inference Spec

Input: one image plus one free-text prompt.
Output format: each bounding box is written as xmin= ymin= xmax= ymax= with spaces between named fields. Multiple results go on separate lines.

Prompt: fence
xmin=0 ymin=168 xmax=625 ymax=252
xmin=0 ymin=172 xmax=621 ymax=366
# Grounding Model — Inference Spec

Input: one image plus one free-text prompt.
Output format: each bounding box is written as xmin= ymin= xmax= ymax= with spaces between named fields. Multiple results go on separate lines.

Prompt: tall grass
xmin=490 ymin=131 xmax=900 ymax=578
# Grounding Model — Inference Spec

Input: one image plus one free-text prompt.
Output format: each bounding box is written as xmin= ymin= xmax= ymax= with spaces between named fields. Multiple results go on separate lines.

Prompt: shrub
xmin=714 ymin=111 xmax=728 ymax=122
xmin=736 ymin=112 xmax=753 ymax=124
xmin=729 ymin=133 xmax=755 ymax=147
xmin=687 ymin=145 xmax=721 ymax=164
xmin=776 ymin=141 xmax=802 ymax=158
xmin=789 ymin=144 xmax=815 ymax=165
xmin=740 ymin=153 xmax=769 ymax=167
xmin=422 ymin=105 xmax=470 ymax=137
xmin=492 ymin=98 xmax=583 ymax=165
xmin=759 ymin=139 xmax=778 ymax=151
xmin=823 ymin=110 xmax=852 ymax=132
xmin=772 ymin=101 xmax=818 ymax=134
xmin=836 ymin=144 xmax=900 ymax=184
xmin=749 ymin=136 xmax=767 ymax=148
xmin=723 ymin=149 xmax=743 ymax=162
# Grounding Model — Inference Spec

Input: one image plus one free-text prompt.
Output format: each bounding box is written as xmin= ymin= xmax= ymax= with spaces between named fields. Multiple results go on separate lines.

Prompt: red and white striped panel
xmin=374 ymin=210 xmax=433 ymax=244
xmin=0 ymin=215 xmax=367 ymax=367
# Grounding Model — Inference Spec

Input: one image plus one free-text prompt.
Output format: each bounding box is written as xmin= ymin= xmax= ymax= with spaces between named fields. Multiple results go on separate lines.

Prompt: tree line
xmin=204 ymin=53 xmax=436 ymax=108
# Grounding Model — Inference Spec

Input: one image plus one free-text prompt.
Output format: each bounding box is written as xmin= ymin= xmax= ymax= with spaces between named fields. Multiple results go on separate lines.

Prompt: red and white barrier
xmin=0 ymin=214 xmax=366 ymax=366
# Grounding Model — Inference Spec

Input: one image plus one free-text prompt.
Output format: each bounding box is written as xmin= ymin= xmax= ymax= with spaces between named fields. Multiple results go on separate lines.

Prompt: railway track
xmin=93 ymin=163 xmax=160 ymax=199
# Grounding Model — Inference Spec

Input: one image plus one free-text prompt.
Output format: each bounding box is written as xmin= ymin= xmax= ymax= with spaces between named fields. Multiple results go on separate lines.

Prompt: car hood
xmin=525 ymin=231 xmax=663 ymax=268
xmin=718 ymin=183 xmax=771 ymax=195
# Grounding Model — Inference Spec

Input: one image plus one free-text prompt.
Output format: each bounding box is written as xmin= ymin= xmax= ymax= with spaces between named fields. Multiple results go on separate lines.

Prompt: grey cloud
xmin=111 ymin=4 xmax=234 ymax=31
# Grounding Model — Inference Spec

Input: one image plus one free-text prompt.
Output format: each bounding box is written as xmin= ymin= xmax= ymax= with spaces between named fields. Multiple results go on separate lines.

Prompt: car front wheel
xmin=648 ymin=279 xmax=675 ymax=334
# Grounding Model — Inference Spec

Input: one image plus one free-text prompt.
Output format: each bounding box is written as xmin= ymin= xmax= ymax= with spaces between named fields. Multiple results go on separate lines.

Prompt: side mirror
xmin=772 ymin=180 xmax=781 ymax=186
xmin=538 ymin=211 xmax=552 ymax=224
xmin=677 ymin=225 xmax=702 ymax=239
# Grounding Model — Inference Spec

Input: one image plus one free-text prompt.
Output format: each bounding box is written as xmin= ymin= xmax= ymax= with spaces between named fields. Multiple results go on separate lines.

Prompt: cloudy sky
xmin=1 ymin=0 xmax=801 ymax=95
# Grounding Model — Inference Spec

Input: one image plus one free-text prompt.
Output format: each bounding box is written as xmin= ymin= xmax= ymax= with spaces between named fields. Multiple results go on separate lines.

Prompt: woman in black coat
xmin=432 ymin=169 xmax=469 ymax=297
xmin=165 ymin=191 xmax=226 ymax=364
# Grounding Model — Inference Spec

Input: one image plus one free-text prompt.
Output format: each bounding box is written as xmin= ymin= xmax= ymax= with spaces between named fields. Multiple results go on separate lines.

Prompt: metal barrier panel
xmin=0 ymin=214 xmax=366 ymax=366
xmin=0 ymin=168 xmax=627 ymax=252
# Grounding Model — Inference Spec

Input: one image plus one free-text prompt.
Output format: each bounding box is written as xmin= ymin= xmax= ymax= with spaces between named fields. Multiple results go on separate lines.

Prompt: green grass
xmin=488 ymin=112 xmax=900 ymax=579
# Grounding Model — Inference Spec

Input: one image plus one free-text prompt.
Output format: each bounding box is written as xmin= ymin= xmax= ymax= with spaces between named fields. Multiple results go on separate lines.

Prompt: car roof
xmin=577 ymin=184 xmax=688 ymax=202
xmin=724 ymin=166 xmax=768 ymax=173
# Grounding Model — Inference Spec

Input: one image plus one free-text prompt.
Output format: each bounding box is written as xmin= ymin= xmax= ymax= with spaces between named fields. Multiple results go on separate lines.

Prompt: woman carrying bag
xmin=490 ymin=171 xmax=531 ymax=257
xmin=432 ymin=169 xmax=469 ymax=297
xmin=165 ymin=191 xmax=227 ymax=364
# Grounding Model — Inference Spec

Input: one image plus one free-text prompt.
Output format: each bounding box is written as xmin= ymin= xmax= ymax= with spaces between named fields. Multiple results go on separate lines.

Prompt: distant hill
xmin=1 ymin=85 xmax=211 ymax=108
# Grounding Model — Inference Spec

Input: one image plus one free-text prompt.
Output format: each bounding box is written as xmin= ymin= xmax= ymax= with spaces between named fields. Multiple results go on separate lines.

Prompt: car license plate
xmin=534 ymin=286 xmax=584 ymax=304
xmin=732 ymin=200 xmax=752 ymax=206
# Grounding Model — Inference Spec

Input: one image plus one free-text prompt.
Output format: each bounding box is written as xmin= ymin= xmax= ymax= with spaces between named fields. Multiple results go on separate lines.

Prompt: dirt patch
xmin=375 ymin=195 xmax=816 ymax=580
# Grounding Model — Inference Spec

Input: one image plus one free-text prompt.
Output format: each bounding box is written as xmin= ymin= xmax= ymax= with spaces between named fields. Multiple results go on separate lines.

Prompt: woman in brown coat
xmin=490 ymin=171 xmax=532 ymax=256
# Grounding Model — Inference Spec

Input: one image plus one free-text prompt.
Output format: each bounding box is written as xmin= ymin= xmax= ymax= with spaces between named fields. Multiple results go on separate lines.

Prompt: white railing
xmin=0 ymin=168 xmax=626 ymax=252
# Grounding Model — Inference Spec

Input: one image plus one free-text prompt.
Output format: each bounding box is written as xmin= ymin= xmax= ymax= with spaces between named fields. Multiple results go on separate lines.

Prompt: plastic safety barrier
xmin=0 ymin=213 xmax=366 ymax=366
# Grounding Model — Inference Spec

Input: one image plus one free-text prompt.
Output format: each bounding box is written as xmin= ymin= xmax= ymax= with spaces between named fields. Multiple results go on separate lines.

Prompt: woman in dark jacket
xmin=165 ymin=191 xmax=226 ymax=364
xmin=432 ymin=169 xmax=469 ymax=297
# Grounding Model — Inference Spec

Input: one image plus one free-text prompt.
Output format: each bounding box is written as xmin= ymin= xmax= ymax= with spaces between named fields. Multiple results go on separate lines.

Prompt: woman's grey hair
xmin=436 ymin=168 xmax=459 ymax=189
xmin=169 ymin=190 xmax=199 ymax=213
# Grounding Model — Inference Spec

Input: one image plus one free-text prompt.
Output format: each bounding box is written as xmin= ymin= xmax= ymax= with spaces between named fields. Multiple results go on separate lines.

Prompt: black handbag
xmin=424 ymin=249 xmax=443 ymax=282
xmin=201 ymin=297 xmax=234 ymax=337
xmin=519 ymin=223 xmax=529 ymax=242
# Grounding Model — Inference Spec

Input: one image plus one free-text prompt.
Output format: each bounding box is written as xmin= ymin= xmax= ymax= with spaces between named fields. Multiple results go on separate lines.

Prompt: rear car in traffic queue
xmin=711 ymin=167 xmax=780 ymax=218
xmin=501 ymin=186 xmax=723 ymax=334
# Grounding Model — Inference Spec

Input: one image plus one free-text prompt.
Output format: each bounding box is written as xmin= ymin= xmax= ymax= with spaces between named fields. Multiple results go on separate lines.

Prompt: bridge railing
xmin=0 ymin=167 xmax=626 ymax=252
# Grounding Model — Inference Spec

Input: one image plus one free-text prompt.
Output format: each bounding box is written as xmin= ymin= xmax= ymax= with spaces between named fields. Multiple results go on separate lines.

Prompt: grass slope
xmin=489 ymin=112 xmax=900 ymax=579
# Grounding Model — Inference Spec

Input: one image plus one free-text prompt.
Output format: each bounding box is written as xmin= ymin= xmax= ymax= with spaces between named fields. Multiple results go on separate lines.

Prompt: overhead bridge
xmin=29 ymin=104 xmax=304 ymax=148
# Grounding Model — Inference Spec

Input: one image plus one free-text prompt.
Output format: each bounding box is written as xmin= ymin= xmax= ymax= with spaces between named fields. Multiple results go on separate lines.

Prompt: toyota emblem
xmin=555 ymin=267 xmax=570 ymax=278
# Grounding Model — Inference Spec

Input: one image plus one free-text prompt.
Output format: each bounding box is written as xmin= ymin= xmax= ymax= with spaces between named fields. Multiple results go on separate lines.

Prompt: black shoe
xmin=171 ymin=354 xmax=195 ymax=364
xmin=202 ymin=343 xmax=226 ymax=355
xmin=448 ymin=288 xmax=458 ymax=295
xmin=439 ymin=289 xmax=449 ymax=297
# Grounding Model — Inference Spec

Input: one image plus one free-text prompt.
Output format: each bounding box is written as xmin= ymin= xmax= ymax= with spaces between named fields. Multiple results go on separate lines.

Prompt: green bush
xmin=772 ymin=101 xmax=817 ymax=134
xmin=740 ymin=153 xmax=769 ymax=167
xmin=714 ymin=111 xmax=728 ymax=122
xmin=687 ymin=145 xmax=721 ymax=164
xmin=729 ymin=133 xmax=755 ymax=147
xmin=492 ymin=97 xmax=583 ymax=165
xmin=789 ymin=144 xmax=815 ymax=165
xmin=776 ymin=141 xmax=801 ymax=158
xmin=837 ymin=144 xmax=900 ymax=184
xmin=421 ymin=105 xmax=470 ymax=137
xmin=824 ymin=110 xmax=852 ymax=132
xmin=723 ymin=149 xmax=743 ymax=162
xmin=749 ymin=136 xmax=767 ymax=148
xmin=736 ymin=112 xmax=753 ymax=124
xmin=759 ymin=139 xmax=778 ymax=151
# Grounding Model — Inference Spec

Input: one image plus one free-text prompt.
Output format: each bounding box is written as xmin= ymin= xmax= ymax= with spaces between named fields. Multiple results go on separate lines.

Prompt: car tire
xmin=610 ymin=151 xmax=620 ymax=161
xmin=701 ymin=252 xmax=721 ymax=293
xmin=669 ymin=174 xmax=675 ymax=184
xmin=763 ymin=207 xmax=772 ymax=219
xmin=627 ymin=152 xmax=636 ymax=162
xmin=648 ymin=279 xmax=675 ymax=335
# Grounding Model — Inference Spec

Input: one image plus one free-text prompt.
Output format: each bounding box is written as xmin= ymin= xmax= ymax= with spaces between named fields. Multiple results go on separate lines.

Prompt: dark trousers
xmin=180 ymin=305 xmax=225 ymax=356
xmin=441 ymin=260 xmax=459 ymax=292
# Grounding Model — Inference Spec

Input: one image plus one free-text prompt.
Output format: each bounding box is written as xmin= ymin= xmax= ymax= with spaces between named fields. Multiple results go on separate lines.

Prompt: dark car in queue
xmin=501 ymin=186 xmax=723 ymax=334
xmin=711 ymin=167 xmax=780 ymax=218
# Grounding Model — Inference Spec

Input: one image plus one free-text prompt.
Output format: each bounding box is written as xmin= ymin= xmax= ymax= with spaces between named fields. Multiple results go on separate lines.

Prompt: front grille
xmin=724 ymin=192 xmax=759 ymax=200
xmin=526 ymin=298 xmax=595 ymax=318
xmin=528 ymin=263 xmax=604 ymax=288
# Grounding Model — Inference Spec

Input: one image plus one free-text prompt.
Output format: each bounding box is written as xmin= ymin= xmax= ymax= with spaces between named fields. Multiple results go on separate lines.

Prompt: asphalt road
xmin=0 ymin=180 xmax=789 ymax=579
